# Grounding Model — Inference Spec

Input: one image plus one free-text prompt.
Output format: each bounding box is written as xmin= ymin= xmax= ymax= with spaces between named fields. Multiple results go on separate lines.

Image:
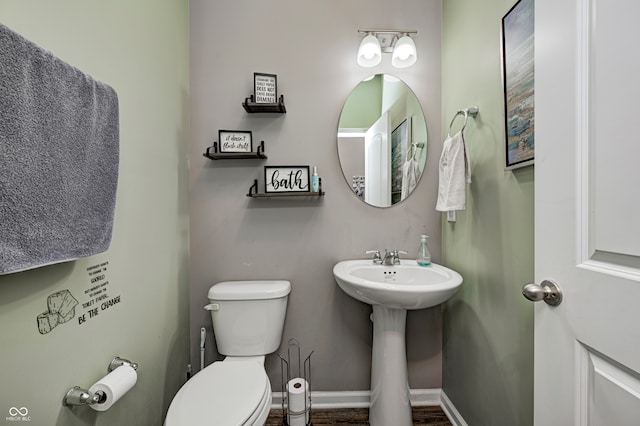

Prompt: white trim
xmin=408 ymin=388 xmax=442 ymax=406
xmin=271 ymin=388 xmax=467 ymax=425
xmin=575 ymin=0 xmax=591 ymax=267
xmin=578 ymin=259 xmax=640 ymax=282
xmin=337 ymin=128 xmax=368 ymax=138
xmin=440 ymin=390 xmax=468 ymax=426
xmin=272 ymin=390 xmax=371 ymax=409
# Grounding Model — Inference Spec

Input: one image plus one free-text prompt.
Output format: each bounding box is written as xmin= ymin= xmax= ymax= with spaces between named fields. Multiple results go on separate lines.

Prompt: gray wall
xmin=441 ymin=0 xmax=535 ymax=424
xmin=0 ymin=1 xmax=190 ymax=425
xmin=190 ymin=0 xmax=443 ymax=391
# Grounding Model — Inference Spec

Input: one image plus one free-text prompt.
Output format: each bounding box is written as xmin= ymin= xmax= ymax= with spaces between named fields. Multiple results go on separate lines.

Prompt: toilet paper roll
xmin=287 ymin=378 xmax=310 ymax=426
xmin=288 ymin=412 xmax=307 ymax=426
xmin=88 ymin=365 xmax=137 ymax=411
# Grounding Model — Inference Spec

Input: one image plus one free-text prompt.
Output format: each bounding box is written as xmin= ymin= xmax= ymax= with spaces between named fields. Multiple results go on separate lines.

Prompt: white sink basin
xmin=333 ymin=259 xmax=463 ymax=310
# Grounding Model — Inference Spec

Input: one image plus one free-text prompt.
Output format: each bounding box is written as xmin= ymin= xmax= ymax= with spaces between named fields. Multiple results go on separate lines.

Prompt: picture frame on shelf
xmin=254 ymin=73 xmax=278 ymax=104
xmin=264 ymin=166 xmax=310 ymax=193
xmin=501 ymin=0 xmax=535 ymax=170
xmin=218 ymin=130 xmax=253 ymax=153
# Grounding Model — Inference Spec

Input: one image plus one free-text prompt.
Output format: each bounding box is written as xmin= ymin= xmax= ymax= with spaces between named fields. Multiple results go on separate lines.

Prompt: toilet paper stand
xmin=62 ymin=356 xmax=138 ymax=407
xmin=278 ymin=339 xmax=313 ymax=426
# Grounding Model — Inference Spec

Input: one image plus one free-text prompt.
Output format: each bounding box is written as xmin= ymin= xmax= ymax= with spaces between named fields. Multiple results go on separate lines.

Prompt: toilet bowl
xmin=164 ymin=357 xmax=271 ymax=426
xmin=165 ymin=280 xmax=290 ymax=426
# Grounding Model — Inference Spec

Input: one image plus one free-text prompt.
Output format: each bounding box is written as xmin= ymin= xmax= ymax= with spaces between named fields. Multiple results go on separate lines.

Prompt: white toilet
xmin=165 ymin=280 xmax=291 ymax=426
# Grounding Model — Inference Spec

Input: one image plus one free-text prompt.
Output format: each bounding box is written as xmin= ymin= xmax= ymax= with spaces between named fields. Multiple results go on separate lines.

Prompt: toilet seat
xmin=165 ymin=360 xmax=271 ymax=426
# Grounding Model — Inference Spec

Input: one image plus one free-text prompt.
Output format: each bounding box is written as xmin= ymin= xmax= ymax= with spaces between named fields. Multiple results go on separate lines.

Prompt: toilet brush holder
xmin=278 ymin=339 xmax=313 ymax=426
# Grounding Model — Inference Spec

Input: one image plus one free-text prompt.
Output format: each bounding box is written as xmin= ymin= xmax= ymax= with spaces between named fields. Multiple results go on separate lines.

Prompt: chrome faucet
xmin=368 ymin=249 xmax=407 ymax=265
xmin=381 ymin=249 xmax=396 ymax=265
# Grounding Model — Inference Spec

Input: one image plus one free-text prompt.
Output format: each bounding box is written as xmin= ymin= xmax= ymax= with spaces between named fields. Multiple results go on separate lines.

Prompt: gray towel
xmin=0 ymin=23 xmax=119 ymax=275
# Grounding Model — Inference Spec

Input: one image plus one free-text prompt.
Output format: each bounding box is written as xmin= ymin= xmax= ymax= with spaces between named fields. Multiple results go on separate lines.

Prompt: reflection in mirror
xmin=337 ymin=74 xmax=427 ymax=208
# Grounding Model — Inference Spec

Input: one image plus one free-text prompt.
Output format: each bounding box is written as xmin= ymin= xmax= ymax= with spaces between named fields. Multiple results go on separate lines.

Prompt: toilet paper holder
xmin=108 ymin=356 xmax=139 ymax=372
xmin=62 ymin=356 xmax=138 ymax=407
xmin=278 ymin=339 xmax=313 ymax=426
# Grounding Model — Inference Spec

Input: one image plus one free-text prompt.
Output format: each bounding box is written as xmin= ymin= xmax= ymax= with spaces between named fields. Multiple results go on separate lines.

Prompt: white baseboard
xmin=271 ymin=388 xmax=466 ymax=425
xmin=440 ymin=390 xmax=468 ymax=426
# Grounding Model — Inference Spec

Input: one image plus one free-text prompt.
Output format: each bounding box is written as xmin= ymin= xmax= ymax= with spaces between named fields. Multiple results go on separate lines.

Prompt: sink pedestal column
xmin=369 ymin=305 xmax=412 ymax=426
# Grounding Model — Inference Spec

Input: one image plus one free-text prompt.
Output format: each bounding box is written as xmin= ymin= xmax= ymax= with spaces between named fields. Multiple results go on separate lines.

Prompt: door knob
xmin=522 ymin=280 xmax=562 ymax=306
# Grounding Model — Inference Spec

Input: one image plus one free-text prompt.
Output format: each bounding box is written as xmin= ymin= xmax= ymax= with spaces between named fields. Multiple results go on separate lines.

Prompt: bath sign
xmin=254 ymin=73 xmax=277 ymax=103
xmin=264 ymin=165 xmax=310 ymax=193
xmin=218 ymin=130 xmax=252 ymax=153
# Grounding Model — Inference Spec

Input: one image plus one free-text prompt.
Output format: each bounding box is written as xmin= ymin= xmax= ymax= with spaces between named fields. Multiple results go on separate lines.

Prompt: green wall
xmin=338 ymin=75 xmax=383 ymax=129
xmin=441 ymin=0 xmax=534 ymax=424
xmin=0 ymin=2 xmax=190 ymax=425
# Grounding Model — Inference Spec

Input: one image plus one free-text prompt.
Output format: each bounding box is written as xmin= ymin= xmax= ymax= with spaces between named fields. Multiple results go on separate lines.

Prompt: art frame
xmin=218 ymin=130 xmax=253 ymax=153
xmin=391 ymin=117 xmax=411 ymax=204
xmin=264 ymin=165 xmax=310 ymax=193
xmin=501 ymin=0 xmax=535 ymax=170
xmin=254 ymin=73 xmax=278 ymax=104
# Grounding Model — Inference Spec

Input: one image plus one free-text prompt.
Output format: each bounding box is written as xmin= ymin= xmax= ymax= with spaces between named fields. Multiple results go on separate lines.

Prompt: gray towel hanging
xmin=0 ymin=23 xmax=119 ymax=275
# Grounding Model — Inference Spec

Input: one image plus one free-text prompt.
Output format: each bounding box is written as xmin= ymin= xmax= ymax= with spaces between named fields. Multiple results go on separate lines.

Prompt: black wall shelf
xmin=242 ymin=95 xmax=286 ymax=113
xmin=203 ymin=140 xmax=267 ymax=160
xmin=246 ymin=179 xmax=324 ymax=198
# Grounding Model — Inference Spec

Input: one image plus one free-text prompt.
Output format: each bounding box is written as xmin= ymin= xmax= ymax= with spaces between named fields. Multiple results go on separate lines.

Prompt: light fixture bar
xmin=357 ymin=29 xmax=417 ymax=36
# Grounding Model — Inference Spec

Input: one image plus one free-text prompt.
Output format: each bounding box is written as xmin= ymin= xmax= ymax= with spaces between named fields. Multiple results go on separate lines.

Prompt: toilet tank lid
xmin=209 ymin=280 xmax=291 ymax=300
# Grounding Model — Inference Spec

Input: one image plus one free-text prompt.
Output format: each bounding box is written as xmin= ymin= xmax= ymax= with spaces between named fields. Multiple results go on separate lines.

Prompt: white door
xmin=364 ymin=111 xmax=390 ymax=207
xmin=533 ymin=0 xmax=640 ymax=424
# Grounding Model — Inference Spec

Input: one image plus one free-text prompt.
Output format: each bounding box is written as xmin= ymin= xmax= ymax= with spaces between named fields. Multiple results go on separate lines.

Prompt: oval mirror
xmin=337 ymin=74 xmax=427 ymax=208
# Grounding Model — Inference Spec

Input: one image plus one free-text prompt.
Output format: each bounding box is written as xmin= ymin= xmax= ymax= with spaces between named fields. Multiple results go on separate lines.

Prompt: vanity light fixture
xmin=357 ymin=32 xmax=382 ymax=67
xmin=391 ymin=34 xmax=417 ymax=68
xmin=357 ymin=29 xmax=417 ymax=68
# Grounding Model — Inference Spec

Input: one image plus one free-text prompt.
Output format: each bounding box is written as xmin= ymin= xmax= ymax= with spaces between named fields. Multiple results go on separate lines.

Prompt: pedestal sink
xmin=333 ymin=259 xmax=463 ymax=426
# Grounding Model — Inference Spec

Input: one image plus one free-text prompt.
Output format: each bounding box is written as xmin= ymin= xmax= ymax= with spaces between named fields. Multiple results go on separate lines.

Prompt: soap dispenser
xmin=311 ymin=166 xmax=319 ymax=192
xmin=416 ymin=235 xmax=431 ymax=266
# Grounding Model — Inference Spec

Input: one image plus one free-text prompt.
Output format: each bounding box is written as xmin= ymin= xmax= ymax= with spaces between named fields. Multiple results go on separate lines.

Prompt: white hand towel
xmin=436 ymin=131 xmax=471 ymax=211
xmin=401 ymin=158 xmax=421 ymax=201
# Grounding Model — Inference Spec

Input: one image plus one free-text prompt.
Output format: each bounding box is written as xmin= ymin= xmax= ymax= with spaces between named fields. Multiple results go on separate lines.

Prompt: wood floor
xmin=265 ymin=406 xmax=452 ymax=425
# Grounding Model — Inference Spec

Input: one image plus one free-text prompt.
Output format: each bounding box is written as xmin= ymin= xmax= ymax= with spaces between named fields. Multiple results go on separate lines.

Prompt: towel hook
xmin=448 ymin=106 xmax=479 ymax=137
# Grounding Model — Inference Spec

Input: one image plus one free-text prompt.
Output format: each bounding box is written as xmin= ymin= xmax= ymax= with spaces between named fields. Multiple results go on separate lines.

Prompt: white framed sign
xmin=218 ymin=130 xmax=252 ymax=153
xmin=254 ymin=73 xmax=277 ymax=104
xmin=264 ymin=166 xmax=310 ymax=193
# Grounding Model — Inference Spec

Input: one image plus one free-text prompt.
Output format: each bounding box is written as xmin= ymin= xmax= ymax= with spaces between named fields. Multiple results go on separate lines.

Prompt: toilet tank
xmin=206 ymin=280 xmax=290 ymax=356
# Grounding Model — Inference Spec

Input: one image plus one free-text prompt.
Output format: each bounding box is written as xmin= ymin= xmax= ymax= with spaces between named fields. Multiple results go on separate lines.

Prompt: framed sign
xmin=254 ymin=73 xmax=277 ymax=103
xmin=264 ymin=166 xmax=310 ymax=193
xmin=218 ymin=130 xmax=253 ymax=153
xmin=501 ymin=0 xmax=535 ymax=170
